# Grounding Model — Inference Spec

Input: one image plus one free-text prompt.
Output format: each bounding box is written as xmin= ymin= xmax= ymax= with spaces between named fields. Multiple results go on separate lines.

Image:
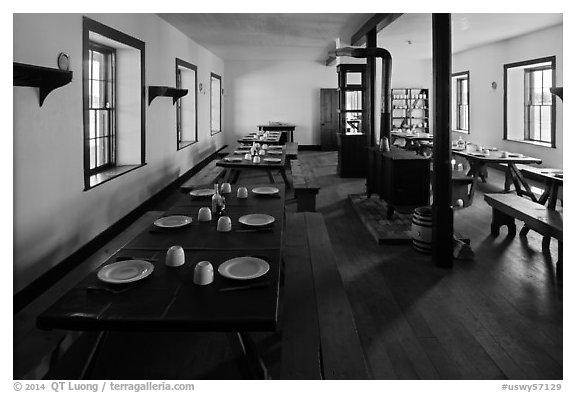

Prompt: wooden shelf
xmin=14 ymin=62 xmax=73 ymax=107
xmin=148 ymin=86 xmax=188 ymax=105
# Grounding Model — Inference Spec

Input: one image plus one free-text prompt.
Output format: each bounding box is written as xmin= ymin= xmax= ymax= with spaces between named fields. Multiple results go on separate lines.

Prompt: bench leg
xmin=557 ymin=241 xmax=563 ymax=280
xmin=542 ymin=236 xmax=551 ymax=250
xmin=490 ymin=208 xmax=516 ymax=238
xmin=295 ymin=190 xmax=317 ymax=212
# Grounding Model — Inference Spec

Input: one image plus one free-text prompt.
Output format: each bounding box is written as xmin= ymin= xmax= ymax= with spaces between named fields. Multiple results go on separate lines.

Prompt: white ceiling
xmin=158 ymin=13 xmax=563 ymax=62
xmin=379 ymin=13 xmax=563 ymax=60
xmin=157 ymin=13 xmax=373 ymax=62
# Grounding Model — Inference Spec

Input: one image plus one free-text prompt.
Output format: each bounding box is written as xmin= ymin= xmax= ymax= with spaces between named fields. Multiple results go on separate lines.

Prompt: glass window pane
xmin=89 ymin=139 xmax=96 ymax=169
xmin=346 ymin=72 xmax=362 ymax=86
xmin=344 ymin=112 xmax=362 ymax=133
xmin=97 ymin=110 xmax=108 ymax=137
xmin=345 ymin=91 xmax=362 ymax=110
xmin=89 ymin=110 xmax=96 ymax=139
xmin=540 ymin=106 xmax=551 ymax=143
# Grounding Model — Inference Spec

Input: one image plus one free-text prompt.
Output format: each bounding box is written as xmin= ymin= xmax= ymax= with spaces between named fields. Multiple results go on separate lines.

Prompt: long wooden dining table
xmin=452 ymin=150 xmax=542 ymax=202
xmin=216 ymin=144 xmax=291 ymax=188
xmin=37 ymin=183 xmax=286 ymax=379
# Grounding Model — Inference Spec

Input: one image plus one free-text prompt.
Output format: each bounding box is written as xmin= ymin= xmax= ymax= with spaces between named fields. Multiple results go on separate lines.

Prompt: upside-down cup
xmin=193 ymin=261 xmax=214 ymax=285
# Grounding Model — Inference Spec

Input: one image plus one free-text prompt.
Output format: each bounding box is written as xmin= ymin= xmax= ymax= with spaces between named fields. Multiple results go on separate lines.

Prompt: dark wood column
xmin=365 ymin=28 xmax=377 ymax=147
xmin=432 ymin=13 xmax=453 ymax=268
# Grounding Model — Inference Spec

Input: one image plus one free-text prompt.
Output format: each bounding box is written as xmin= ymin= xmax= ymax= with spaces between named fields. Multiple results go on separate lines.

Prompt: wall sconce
xmin=199 ymin=83 xmax=204 ymax=94
xmin=491 ymin=81 xmax=497 ymax=90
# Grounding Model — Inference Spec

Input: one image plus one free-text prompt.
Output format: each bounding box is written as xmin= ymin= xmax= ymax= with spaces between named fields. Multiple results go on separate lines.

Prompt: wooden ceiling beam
xmin=351 ymin=13 xmax=403 ymax=46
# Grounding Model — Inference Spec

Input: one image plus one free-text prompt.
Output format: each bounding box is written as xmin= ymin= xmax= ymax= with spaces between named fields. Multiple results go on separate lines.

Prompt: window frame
xmin=175 ymin=58 xmax=198 ymax=150
xmin=87 ymin=42 xmax=116 ymax=175
xmin=82 ymin=16 xmax=146 ymax=190
xmin=210 ymin=72 xmax=222 ymax=135
xmin=503 ymin=56 xmax=556 ymax=148
xmin=524 ymin=66 xmax=553 ymax=144
xmin=451 ymin=71 xmax=470 ymax=134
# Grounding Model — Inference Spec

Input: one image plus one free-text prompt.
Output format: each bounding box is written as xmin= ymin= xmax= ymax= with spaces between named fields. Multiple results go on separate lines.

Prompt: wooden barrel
xmin=412 ymin=206 xmax=432 ymax=253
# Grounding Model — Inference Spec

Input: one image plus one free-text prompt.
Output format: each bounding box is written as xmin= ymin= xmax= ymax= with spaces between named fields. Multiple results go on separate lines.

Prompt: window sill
xmin=178 ymin=140 xmax=197 ymax=150
xmin=505 ymin=138 xmax=554 ymax=149
xmin=85 ymin=164 xmax=146 ymax=191
xmin=452 ymin=129 xmax=470 ymax=134
xmin=211 ymin=130 xmax=222 ymax=136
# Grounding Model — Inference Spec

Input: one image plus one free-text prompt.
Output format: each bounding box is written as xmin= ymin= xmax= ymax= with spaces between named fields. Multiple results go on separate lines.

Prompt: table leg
xmin=232 ymin=169 xmax=241 ymax=184
xmin=509 ymin=164 xmax=538 ymax=202
xmin=547 ymin=182 xmax=559 ymax=210
xmin=279 ymin=168 xmax=292 ymax=189
xmin=223 ymin=169 xmax=233 ymax=183
xmin=266 ymin=170 xmax=276 ymax=183
xmin=226 ymin=332 xmax=269 ymax=379
xmin=79 ymin=331 xmax=108 ymax=379
xmin=466 ymin=161 xmax=484 ymax=202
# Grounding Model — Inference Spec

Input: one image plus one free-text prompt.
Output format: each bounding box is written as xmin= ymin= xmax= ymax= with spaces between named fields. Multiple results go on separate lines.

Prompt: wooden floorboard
xmin=14 ymin=151 xmax=563 ymax=380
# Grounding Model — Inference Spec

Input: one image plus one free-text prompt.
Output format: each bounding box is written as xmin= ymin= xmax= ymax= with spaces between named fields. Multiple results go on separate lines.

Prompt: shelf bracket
xmin=14 ymin=62 xmax=73 ymax=107
xmin=148 ymin=86 xmax=188 ymax=105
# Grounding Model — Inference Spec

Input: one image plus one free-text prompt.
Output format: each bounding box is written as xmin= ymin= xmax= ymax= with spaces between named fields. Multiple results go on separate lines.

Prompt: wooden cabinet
xmin=338 ymin=132 xmax=367 ymax=177
xmin=337 ymin=64 xmax=368 ymax=177
xmin=367 ymin=147 xmax=430 ymax=217
xmin=391 ymin=88 xmax=429 ymax=133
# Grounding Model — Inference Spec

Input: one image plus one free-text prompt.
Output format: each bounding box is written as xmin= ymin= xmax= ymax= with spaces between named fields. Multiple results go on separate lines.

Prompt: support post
xmin=366 ymin=28 xmax=377 ymax=147
xmin=432 ymin=14 xmax=454 ymax=268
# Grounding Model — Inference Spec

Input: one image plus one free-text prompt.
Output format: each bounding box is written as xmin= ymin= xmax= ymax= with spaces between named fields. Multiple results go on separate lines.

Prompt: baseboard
xmin=13 ymin=146 xmax=227 ymax=314
xmin=299 ymin=144 xmax=322 ymax=151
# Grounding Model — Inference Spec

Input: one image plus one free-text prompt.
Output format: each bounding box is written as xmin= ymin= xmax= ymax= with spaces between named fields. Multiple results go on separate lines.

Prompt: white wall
xmin=13 ymin=13 xmax=225 ymax=293
xmin=224 ymin=61 xmax=339 ymax=146
xmin=452 ymin=25 xmax=563 ymax=168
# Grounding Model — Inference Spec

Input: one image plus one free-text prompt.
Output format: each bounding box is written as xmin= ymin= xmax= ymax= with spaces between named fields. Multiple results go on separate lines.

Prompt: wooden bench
xmin=484 ymin=193 xmax=563 ymax=274
xmin=281 ymin=212 xmax=370 ymax=379
xmin=290 ymin=159 xmax=320 ymax=212
xmin=179 ymin=159 xmax=225 ymax=193
xmin=452 ymin=172 xmax=474 ymax=207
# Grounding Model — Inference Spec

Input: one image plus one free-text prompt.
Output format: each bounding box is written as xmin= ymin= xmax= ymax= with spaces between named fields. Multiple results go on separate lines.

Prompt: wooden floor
xmin=13 ymin=150 xmax=562 ymax=380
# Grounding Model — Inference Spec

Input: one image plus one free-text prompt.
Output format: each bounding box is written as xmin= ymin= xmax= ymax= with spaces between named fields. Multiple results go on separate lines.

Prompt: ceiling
xmin=157 ymin=13 xmax=373 ymax=62
xmin=379 ymin=13 xmax=563 ymax=60
xmin=158 ymin=13 xmax=563 ymax=63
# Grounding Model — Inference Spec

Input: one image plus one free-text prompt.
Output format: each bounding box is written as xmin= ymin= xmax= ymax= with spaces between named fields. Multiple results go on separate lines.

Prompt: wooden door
xmin=320 ymin=88 xmax=339 ymax=151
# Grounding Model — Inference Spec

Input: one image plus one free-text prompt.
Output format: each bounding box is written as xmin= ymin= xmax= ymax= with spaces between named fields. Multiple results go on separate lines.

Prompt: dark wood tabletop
xmin=37 ymin=184 xmax=286 ymax=333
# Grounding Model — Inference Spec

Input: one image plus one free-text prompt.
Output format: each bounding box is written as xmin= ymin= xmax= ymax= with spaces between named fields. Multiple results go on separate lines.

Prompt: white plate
xmin=263 ymin=158 xmax=281 ymax=163
xmin=252 ymin=186 xmax=279 ymax=195
xmin=268 ymin=151 xmax=283 ymax=155
xmin=190 ymin=188 xmax=215 ymax=197
xmin=154 ymin=215 xmax=193 ymax=228
xmin=97 ymin=260 xmax=154 ymax=284
xmin=239 ymin=213 xmax=276 ymax=227
xmin=225 ymin=156 xmax=243 ymax=162
xmin=218 ymin=257 xmax=270 ymax=280
xmin=233 ymin=150 xmax=249 ymax=154
xmin=268 ymin=145 xmax=283 ymax=149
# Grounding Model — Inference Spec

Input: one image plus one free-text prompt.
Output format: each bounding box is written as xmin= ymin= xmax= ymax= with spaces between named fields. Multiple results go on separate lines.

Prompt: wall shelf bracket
xmin=148 ymin=86 xmax=188 ymax=105
xmin=14 ymin=62 xmax=73 ymax=107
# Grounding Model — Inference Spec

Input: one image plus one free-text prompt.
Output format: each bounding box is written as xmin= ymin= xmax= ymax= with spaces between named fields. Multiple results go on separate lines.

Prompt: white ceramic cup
xmin=457 ymin=163 xmax=464 ymax=172
xmin=198 ymin=207 xmax=212 ymax=222
xmin=501 ymin=151 xmax=509 ymax=158
xmin=193 ymin=261 xmax=214 ymax=285
xmin=165 ymin=245 xmax=185 ymax=267
xmin=237 ymin=186 xmax=248 ymax=199
xmin=262 ymin=144 xmax=268 ymax=150
xmin=253 ymin=156 xmax=261 ymax=164
xmin=217 ymin=216 xmax=232 ymax=232
xmin=244 ymin=153 xmax=252 ymax=160
xmin=220 ymin=182 xmax=231 ymax=194
xmin=484 ymin=149 xmax=491 ymax=156
xmin=255 ymin=143 xmax=261 ymax=148
xmin=259 ymin=149 xmax=266 ymax=156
